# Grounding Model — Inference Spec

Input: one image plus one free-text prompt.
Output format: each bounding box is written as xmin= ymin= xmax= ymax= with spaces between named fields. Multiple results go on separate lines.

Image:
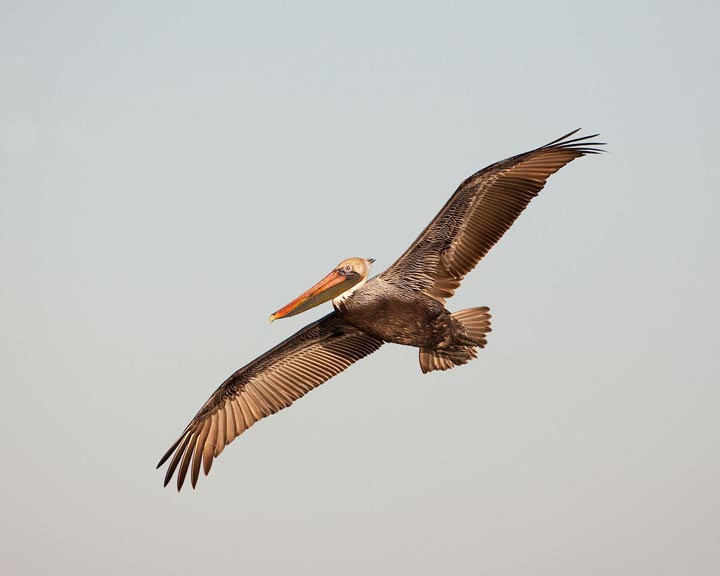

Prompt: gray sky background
xmin=2 ymin=1 xmax=719 ymax=575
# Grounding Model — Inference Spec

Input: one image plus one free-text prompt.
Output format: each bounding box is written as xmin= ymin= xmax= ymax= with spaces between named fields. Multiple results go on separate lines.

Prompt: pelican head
xmin=269 ymin=257 xmax=374 ymax=322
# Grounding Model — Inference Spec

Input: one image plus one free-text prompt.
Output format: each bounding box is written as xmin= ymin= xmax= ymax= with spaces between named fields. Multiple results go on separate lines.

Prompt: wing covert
xmin=157 ymin=312 xmax=383 ymax=490
xmin=380 ymin=130 xmax=604 ymax=303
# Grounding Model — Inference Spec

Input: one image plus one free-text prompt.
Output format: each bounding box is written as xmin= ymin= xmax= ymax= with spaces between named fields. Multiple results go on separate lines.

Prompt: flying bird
xmin=158 ymin=129 xmax=604 ymax=490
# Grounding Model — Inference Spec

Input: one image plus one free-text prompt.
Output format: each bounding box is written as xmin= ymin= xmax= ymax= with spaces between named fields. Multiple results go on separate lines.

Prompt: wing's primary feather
xmin=380 ymin=129 xmax=604 ymax=303
xmin=157 ymin=312 xmax=383 ymax=490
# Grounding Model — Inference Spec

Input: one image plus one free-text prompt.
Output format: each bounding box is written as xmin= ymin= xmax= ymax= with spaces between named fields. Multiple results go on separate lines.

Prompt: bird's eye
xmin=344 ymin=265 xmax=352 ymax=272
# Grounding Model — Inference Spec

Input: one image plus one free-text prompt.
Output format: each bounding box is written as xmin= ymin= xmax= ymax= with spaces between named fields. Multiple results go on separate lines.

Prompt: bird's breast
xmin=335 ymin=280 xmax=450 ymax=348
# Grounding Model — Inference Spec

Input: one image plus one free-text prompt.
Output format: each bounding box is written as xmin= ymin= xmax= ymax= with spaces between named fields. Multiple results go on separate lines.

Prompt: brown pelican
xmin=158 ymin=129 xmax=604 ymax=490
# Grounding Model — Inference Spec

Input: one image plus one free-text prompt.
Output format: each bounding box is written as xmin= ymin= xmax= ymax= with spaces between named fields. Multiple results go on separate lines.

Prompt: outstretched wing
xmin=157 ymin=312 xmax=383 ymax=490
xmin=380 ymin=130 xmax=604 ymax=303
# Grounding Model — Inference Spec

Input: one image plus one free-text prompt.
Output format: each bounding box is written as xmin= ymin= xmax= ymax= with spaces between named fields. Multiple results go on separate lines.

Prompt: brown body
xmin=335 ymin=277 xmax=450 ymax=347
xmin=158 ymin=130 xmax=604 ymax=490
xmin=331 ymin=272 xmax=491 ymax=372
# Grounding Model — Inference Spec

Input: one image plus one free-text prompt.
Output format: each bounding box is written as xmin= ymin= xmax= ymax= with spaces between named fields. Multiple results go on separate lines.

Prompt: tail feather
xmin=418 ymin=306 xmax=492 ymax=374
xmin=452 ymin=306 xmax=492 ymax=347
xmin=419 ymin=346 xmax=478 ymax=373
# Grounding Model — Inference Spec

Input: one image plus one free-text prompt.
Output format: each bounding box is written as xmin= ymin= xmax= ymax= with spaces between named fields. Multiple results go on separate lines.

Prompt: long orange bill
xmin=269 ymin=269 xmax=356 ymax=322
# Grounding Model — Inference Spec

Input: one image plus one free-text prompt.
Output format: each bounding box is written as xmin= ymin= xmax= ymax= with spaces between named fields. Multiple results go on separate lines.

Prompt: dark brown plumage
xmin=380 ymin=130 xmax=604 ymax=303
xmin=158 ymin=130 xmax=604 ymax=490
xmin=158 ymin=314 xmax=383 ymax=490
